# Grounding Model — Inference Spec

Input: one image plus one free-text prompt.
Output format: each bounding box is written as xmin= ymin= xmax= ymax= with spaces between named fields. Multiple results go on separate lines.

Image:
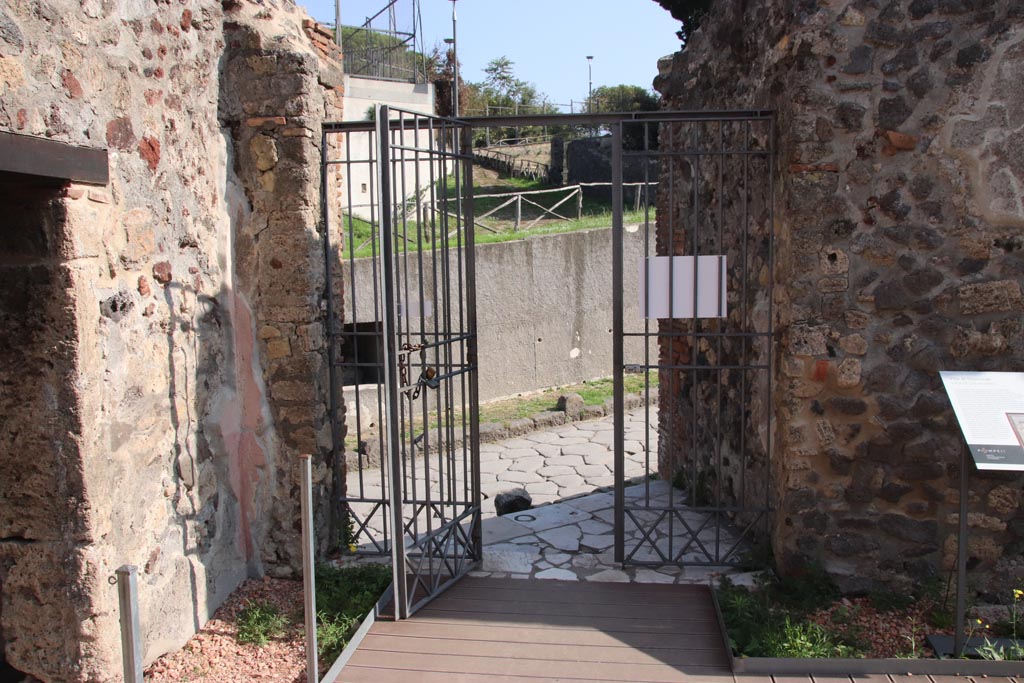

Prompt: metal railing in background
xmin=339 ymin=25 xmax=426 ymax=83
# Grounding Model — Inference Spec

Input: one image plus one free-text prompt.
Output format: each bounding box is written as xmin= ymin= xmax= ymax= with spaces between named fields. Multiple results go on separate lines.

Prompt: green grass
xmin=315 ymin=563 xmax=392 ymax=663
xmin=717 ymin=574 xmax=864 ymax=659
xmin=345 ymin=373 xmax=657 ymax=452
xmin=236 ymin=601 xmax=288 ymax=647
xmin=341 ymin=172 xmax=654 ymax=259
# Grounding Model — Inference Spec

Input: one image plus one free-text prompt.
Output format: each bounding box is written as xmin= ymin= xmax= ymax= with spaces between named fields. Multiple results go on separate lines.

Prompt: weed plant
xmin=315 ymin=563 xmax=392 ymax=662
xmin=977 ymin=587 xmax=1024 ymax=661
xmin=236 ymin=601 xmax=288 ymax=647
xmin=717 ymin=570 xmax=866 ymax=659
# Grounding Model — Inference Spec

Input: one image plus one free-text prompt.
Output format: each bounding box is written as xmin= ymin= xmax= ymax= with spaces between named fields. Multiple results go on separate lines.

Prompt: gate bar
xmin=324 ymin=109 xmax=775 ymax=133
xmin=462 ymin=124 xmax=484 ymax=559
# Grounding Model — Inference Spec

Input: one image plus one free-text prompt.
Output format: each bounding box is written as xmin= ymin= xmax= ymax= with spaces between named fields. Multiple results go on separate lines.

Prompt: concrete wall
xmin=655 ymin=0 xmax=1024 ymax=597
xmin=342 ymin=226 xmax=652 ymax=404
xmin=0 ymin=1 xmax=340 ymax=679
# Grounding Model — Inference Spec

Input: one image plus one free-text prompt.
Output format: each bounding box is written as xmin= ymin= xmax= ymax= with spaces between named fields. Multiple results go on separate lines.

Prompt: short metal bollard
xmin=115 ymin=565 xmax=143 ymax=683
xmin=299 ymin=454 xmax=319 ymax=683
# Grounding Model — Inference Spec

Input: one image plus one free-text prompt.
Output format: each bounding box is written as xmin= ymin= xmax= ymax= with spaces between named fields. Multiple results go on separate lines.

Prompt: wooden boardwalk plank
xmin=357 ymin=633 xmax=730 ymax=666
xmin=344 ymin=650 xmax=729 ymax=682
xmin=339 ymin=668 xmax=733 ymax=683
xmin=369 ymin=620 xmax=726 ymax=649
xmin=447 ymin=583 xmax=708 ymax=606
xmin=422 ymin=595 xmax=716 ymax=620
xmin=333 ymin=577 xmax=732 ymax=683
xmin=412 ymin=609 xmax=719 ymax=633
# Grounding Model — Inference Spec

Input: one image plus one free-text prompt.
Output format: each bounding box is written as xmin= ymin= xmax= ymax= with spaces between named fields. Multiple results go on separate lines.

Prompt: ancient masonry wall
xmin=0 ymin=1 xmax=341 ymax=680
xmin=655 ymin=0 xmax=1024 ymax=595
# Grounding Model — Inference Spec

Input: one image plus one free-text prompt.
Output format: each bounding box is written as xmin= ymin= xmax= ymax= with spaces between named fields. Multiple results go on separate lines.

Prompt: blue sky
xmin=298 ymin=0 xmax=683 ymax=109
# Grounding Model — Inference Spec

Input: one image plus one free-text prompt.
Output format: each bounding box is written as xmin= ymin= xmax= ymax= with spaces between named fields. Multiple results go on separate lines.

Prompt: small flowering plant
xmin=976 ymin=587 xmax=1024 ymax=661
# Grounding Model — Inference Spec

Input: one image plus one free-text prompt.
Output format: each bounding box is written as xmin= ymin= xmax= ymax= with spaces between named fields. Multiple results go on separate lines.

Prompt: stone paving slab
xmin=342 ymin=406 xmax=747 ymax=585
xmin=475 ymin=480 xmax=749 ymax=585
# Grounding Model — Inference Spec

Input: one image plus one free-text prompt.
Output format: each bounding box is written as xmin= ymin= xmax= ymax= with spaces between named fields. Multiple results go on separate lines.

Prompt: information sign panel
xmin=940 ymin=371 xmax=1024 ymax=471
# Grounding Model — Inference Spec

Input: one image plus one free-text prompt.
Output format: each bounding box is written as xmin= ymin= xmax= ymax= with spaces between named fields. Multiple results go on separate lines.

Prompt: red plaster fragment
xmin=106 ymin=116 xmax=136 ymax=150
xmin=139 ymin=135 xmax=161 ymax=171
xmin=144 ymin=89 xmax=163 ymax=105
xmin=153 ymin=261 xmax=173 ymax=284
xmin=61 ymin=69 xmax=83 ymax=99
xmin=138 ymin=275 xmax=152 ymax=297
xmin=180 ymin=9 xmax=192 ymax=31
xmin=16 ymin=109 xmax=27 ymax=129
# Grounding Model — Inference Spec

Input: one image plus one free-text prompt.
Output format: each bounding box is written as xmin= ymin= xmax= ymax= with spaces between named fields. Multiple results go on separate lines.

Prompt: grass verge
xmin=345 ymin=373 xmax=657 ymax=452
xmin=315 ymin=563 xmax=392 ymax=665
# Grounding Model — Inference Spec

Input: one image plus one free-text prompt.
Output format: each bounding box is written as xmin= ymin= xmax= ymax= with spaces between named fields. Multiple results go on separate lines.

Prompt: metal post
xmin=115 ymin=565 xmax=143 ymax=683
xmin=333 ymin=0 xmax=341 ymax=47
xmin=462 ymin=124 xmax=483 ymax=559
xmin=299 ymin=455 xmax=319 ymax=683
xmin=954 ymin=443 xmax=970 ymax=657
xmin=576 ymin=185 xmax=583 ymax=220
xmin=451 ymin=0 xmax=459 ymax=118
xmin=376 ymin=105 xmax=409 ymax=620
xmin=586 ymin=56 xmax=594 ymax=114
xmin=611 ymin=123 xmax=625 ymax=564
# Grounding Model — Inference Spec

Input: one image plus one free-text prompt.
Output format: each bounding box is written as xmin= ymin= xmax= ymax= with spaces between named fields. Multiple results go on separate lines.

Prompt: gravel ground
xmin=809 ymin=596 xmax=954 ymax=658
xmin=145 ymin=578 xmax=309 ymax=683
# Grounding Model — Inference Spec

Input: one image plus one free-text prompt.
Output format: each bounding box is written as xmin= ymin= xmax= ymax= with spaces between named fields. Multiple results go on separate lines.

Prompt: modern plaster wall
xmin=338 ymin=76 xmax=436 ymax=221
xmin=342 ymin=225 xmax=653 ymax=405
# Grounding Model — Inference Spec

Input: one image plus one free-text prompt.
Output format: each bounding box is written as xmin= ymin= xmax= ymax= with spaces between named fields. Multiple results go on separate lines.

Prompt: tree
xmin=426 ymin=44 xmax=466 ymax=118
xmin=483 ymin=56 xmax=522 ymax=103
xmin=587 ymin=85 xmax=660 ymax=115
xmin=588 ymin=85 xmax=661 ymax=149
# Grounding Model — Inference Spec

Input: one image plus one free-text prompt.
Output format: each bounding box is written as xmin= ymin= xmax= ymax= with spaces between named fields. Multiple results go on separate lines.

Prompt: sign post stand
xmin=954 ymin=441 xmax=969 ymax=657
xmin=939 ymin=371 xmax=1024 ymax=658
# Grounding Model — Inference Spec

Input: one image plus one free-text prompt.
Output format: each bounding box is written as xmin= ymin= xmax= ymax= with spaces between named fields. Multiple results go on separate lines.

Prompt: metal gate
xmin=324 ymin=106 xmax=480 ymax=618
xmin=611 ymin=111 xmax=775 ymax=567
xmin=324 ymin=110 xmax=774 ymax=609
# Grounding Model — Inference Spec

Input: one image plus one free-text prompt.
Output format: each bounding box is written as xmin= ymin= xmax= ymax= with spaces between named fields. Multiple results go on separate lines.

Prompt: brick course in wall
xmin=655 ymin=0 xmax=1024 ymax=597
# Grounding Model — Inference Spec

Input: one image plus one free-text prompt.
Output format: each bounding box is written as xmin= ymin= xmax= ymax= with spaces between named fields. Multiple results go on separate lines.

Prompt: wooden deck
xmin=331 ymin=577 xmax=1014 ymax=683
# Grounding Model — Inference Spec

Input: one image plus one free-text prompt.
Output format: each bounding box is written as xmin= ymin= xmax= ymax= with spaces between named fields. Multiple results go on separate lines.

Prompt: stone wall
xmin=655 ymin=0 xmax=1024 ymax=596
xmin=0 ymin=0 xmax=340 ymax=679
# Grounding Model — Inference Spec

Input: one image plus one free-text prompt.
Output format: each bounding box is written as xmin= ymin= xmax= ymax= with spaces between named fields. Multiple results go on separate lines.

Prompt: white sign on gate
xmin=638 ymin=255 xmax=728 ymax=319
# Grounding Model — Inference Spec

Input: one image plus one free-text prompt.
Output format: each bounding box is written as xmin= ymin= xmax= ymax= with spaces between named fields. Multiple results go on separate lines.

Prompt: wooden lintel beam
xmin=0 ymin=130 xmax=109 ymax=185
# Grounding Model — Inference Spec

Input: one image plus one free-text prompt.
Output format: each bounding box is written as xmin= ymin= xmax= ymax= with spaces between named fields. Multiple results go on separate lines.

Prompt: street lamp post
xmin=451 ymin=0 xmax=459 ymax=118
xmin=586 ymin=55 xmax=593 ymax=114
